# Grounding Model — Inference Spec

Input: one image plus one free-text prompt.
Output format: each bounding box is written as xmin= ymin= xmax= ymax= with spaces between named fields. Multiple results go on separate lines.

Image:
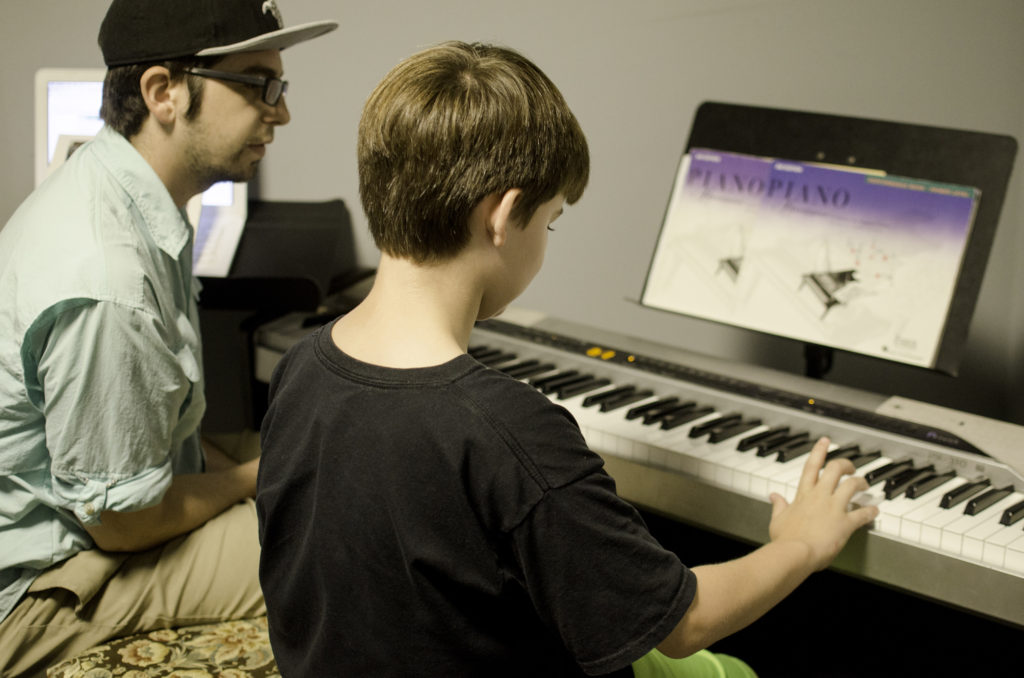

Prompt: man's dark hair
xmin=358 ymin=42 xmax=590 ymax=264
xmin=100 ymin=58 xmax=216 ymax=139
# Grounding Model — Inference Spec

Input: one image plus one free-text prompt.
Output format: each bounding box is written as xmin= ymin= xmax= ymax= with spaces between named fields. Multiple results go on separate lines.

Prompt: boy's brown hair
xmin=358 ymin=41 xmax=589 ymax=263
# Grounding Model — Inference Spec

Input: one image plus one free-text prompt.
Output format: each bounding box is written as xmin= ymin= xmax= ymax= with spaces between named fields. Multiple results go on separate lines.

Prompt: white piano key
xmin=748 ymin=456 xmax=794 ymax=498
xmin=707 ymin=447 xmax=751 ymax=489
xmin=698 ymin=439 xmax=755 ymax=486
xmin=1004 ymin=534 xmax=1024 ymax=574
xmin=921 ymin=502 xmax=972 ymax=548
xmin=707 ymin=424 xmax=770 ymax=491
xmin=766 ymin=458 xmax=810 ymax=502
xmin=627 ymin=435 xmax=649 ymax=464
xmin=962 ymin=491 xmax=1024 ymax=562
xmin=963 ymin=520 xmax=1010 ymax=562
xmin=731 ymin=449 xmax=784 ymax=497
xmin=877 ymin=480 xmax=958 ymax=539
xmin=675 ymin=439 xmax=718 ymax=478
xmin=663 ymin=411 xmax=727 ymax=475
xmin=899 ymin=477 xmax=968 ymax=543
xmin=568 ymin=392 xmax=655 ymax=459
xmin=647 ymin=442 xmax=670 ymax=470
xmin=757 ymin=456 xmax=805 ymax=501
xmin=560 ymin=397 xmax=609 ymax=431
xmin=876 ymin=483 xmax=939 ymax=536
xmin=658 ymin=434 xmax=708 ymax=476
xmin=939 ymin=493 xmax=1021 ymax=557
xmin=982 ymin=520 xmax=1024 ymax=568
xmin=601 ymin=402 xmax=660 ymax=442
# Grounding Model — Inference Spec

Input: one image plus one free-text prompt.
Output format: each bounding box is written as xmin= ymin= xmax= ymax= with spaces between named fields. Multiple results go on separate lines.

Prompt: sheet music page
xmin=641 ymin=149 xmax=980 ymax=369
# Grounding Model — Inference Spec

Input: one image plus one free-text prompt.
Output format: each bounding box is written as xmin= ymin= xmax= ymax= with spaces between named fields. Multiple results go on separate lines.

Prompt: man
xmin=0 ymin=1 xmax=336 ymax=674
xmin=257 ymin=41 xmax=877 ymax=677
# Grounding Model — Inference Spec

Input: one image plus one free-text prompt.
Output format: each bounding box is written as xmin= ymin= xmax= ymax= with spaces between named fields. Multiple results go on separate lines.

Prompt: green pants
xmin=633 ymin=648 xmax=757 ymax=678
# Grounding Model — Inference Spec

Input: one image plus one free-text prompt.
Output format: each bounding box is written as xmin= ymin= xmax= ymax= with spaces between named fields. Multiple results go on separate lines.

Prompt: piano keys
xmin=465 ymin=314 xmax=1024 ymax=628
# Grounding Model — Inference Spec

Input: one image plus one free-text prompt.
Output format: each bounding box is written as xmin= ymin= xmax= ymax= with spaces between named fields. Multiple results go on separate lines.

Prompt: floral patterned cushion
xmin=46 ymin=616 xmax=278 ymax=678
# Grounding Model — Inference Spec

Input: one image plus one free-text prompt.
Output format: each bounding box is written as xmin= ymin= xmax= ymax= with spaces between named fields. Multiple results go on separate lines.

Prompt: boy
xmin=257 ymin=41 xmax=877 ymax=677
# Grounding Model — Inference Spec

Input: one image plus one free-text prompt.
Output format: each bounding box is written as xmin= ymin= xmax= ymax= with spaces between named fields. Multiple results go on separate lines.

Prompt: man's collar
xmin=91 ymin=126 xmax=192 ymax=259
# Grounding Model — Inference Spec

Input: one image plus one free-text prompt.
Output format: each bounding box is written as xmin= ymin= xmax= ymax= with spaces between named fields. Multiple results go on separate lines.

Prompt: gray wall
xmin=4 ymin=0 xmax=1023 ymax=424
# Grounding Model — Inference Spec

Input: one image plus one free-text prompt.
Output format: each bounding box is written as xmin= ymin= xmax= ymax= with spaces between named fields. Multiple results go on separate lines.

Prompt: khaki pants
xmin=0 ymin=500 xmax=264 ymax=678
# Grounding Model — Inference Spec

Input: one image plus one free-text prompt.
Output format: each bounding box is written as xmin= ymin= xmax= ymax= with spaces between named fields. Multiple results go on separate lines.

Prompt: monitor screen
xmin=39 ymin=76 xmax=105 ymax=182
xmin=34 ymin=68 xmax=246 ymax=277
xmin=640 ymin=103 xmax=1017 ymax=376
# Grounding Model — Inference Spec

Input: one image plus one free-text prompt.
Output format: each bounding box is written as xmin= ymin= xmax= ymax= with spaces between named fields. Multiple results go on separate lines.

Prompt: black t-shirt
xmin=257 ymin=323 xmax=695 ymax=677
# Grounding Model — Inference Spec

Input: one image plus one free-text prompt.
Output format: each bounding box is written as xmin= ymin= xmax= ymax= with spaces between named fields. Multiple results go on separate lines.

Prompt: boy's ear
xmin=487 ymin=188 xmax=523 ymax=248
xmin=138 ymin=65 xmax=180 ymax=126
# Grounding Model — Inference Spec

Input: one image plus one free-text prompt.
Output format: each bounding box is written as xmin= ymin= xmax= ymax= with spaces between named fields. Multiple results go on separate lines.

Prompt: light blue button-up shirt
xmin=0 ymin=126 xmax=206 ymax=621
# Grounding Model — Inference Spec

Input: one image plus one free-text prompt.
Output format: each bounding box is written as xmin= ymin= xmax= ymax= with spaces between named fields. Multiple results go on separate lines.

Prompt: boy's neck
xmin=330 ymin=254 xmax=484 ymax=369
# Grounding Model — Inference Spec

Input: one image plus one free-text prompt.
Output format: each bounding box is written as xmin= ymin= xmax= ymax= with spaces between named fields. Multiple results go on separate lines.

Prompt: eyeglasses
xmin=184 ymin=67 xmax=288 ymax=106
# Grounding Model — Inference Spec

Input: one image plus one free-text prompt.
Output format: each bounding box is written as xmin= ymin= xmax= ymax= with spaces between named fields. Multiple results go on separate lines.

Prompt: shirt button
xmin=83 ymin=502 xmax=96 ymax=515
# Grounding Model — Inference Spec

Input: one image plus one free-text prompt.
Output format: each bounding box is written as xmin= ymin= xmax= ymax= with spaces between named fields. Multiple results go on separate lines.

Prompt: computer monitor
xmin=641 ymin=102 xmax=1017 ymax=376
xmin=33 ymin=67 xmax=247 ymax=277
xmin=34 ymin=68 xmax=106 ymax=186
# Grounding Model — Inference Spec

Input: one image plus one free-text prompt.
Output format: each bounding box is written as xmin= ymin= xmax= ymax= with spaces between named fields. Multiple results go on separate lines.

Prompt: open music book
xmin=641 ymin=148 xmax=979 ymax=370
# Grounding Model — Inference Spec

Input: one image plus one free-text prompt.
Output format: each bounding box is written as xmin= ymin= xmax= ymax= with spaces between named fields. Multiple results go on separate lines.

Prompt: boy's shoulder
xmin=452 ymin=362 xmax=604 ymax=487
xmin=269 ymin=321 xmax=603 ymax=475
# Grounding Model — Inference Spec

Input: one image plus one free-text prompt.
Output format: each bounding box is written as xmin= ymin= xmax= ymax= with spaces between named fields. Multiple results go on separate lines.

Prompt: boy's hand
xmin=767 ymin=437 xmax=879 ymax=571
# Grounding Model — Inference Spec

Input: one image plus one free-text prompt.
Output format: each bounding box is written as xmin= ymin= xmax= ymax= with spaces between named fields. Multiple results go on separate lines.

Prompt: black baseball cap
xmin=99 ymin=0 xmax=338 ymax=67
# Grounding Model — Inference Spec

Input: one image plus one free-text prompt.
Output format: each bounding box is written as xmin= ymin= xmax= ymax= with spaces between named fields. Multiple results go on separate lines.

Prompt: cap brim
xmin=196 ymin=20 xmax=338 ymax=57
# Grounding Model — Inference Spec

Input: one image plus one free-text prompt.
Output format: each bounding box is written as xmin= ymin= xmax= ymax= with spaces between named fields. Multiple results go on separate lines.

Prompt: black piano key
xmin=847 ymin=450 xmax=882 ymax=468
xmin=643 ymin=402 xmax=696 ymax=426
xmin=625 ymin=397 xmax=679 ymax=420
xmin=499 ymin=358 xmax=537 ymax=373
xmin=557 ymin=377 xmax=611 ymax=399
xmin=467 ymin=345 xmax=491 ymax=357
xmin=940 ymin=478 xmax=991 ymax=509
xmin=530 ymin=370 xmax=579 ymax=389
xmin=477 ymin=351 xmax=517 ymax=366
xmin=582 ymin=385 xmax=634 ymax=408
xmin=707 ymin=418 xmax=762 ymax=443
xmin=688 ymin=413 xmax=742 ymax=439
xmin=660 ymin=406 xmax=715 ymax=430
xmin=539 ymin=373 xmax=591 ymax=395
xmin=471 ymin=348 xmax=503 ymax=362
xmin=756 ymin=432 xmax=809 ymax=457
xmin=905 ymin=470 xmax=957 ymax=499
xmin=504 ymin=362 xmax=557 ymax=379
xmin=600 ymin=389 xmax=655 ymax=412
xmin=825 ymin=444 xmax=860 ymax=462
xmin=883 ymin=465 xmax=935 ymax=500
xmin=776 ymin=439 xmax=817 ymax=463
xmin=864 ymin=459 xmax=913 ymax=486
xmin=737 ymin=426 xmax=790 ymax=452
xmin=999 ymin=499 xmax=1024 ymax=526
xmin=964 ymin=485 xmax=1015 ymax=516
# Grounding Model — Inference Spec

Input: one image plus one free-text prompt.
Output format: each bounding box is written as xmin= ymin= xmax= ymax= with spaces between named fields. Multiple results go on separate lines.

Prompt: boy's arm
xmin=81 ymin=457 xmax=259 ymax=553
xmin=656 ymin=438 xmax=878 ymax=658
